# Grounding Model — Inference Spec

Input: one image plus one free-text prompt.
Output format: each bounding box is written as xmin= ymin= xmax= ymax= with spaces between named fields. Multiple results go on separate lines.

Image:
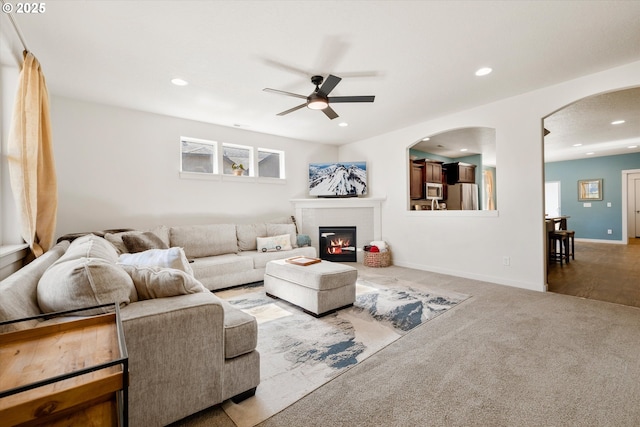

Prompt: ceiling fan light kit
xmin=307 ymin=93 xmax=328 ymax=110
xmin=264 ymin=74 xmax=375 ymax=120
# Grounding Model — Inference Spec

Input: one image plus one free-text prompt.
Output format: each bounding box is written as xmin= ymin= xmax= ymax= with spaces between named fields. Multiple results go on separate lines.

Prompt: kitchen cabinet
xmin=444 ymin=162 xmax=476 ymax=184
xmin=425 ymin=162 xmax=442 ymax=183
xmin=410 ymin=160 xmax=425 ymax=199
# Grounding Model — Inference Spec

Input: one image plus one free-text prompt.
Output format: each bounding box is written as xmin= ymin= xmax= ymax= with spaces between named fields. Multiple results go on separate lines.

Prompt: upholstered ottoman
xmin=264 ymin=259 xmax=357 ymax=316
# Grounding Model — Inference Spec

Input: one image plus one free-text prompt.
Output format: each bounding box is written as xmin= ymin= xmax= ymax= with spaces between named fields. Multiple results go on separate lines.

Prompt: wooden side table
xmin=0 ymin=304 xmax=129 ymax=426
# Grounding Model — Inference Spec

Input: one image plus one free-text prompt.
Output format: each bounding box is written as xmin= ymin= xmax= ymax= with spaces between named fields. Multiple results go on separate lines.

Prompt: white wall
xmin=0 ymin=15 xmax=25 ymax=246
xmin=339 ymin=60 xmax=640 ymax=292
xmin=51 ymin=97 xmax=337 ymax=237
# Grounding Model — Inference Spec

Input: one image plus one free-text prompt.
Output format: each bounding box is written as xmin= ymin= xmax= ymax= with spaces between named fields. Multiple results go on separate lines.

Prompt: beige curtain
xmin=484 ymin=169 xmax=495 ymax=210
xmin=7 ymin=52 xmax=57 ymax=257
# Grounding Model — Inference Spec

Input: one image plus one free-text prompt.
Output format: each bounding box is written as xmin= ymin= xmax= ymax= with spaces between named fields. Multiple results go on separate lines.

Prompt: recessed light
xmin=629 ymin=145 xmax=638 ymax=149
xmin=572 ymin=143 xmax=583 ymax=147
xmin=338 ymin=122 xmax=348 ymax=127
xmin=171 ymin=78 xmax=188 ymax=86
xmin=611 ymin=120 xmax=625 ymax=125
xmin=460 ymin=148 xmax=468 ymax=152
xmin=475 ymin=67 xmax=492 ymax=76
xmin=422 ymin=137 xmax=430 ymax=141
xmin=586 ymin=152 xmax=595 ymax=155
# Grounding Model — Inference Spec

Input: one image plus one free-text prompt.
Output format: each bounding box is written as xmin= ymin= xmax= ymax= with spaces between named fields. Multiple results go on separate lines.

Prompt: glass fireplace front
xmin=319 ymin=226 xmax=357 ymax=262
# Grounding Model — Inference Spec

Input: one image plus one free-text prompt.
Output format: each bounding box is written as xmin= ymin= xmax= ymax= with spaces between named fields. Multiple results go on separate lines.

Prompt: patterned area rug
xmin=216 ymin=275 xmax=470 ymax=427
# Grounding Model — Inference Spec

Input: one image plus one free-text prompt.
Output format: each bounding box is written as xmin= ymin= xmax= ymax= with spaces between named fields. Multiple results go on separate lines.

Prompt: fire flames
xmin=327 ymin=238 xmax=350 ymax=254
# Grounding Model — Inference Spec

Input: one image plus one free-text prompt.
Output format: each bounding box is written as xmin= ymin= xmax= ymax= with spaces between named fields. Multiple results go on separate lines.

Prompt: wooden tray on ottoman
xmin=285 ymin=256 xmax=322 ymax=266
xmin=0 ymin=304 xmax=129 ymax=427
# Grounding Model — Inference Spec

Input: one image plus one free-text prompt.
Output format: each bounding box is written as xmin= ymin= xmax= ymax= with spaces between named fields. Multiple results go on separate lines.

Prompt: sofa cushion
xmin=121 ymin=265 xmax=208 ymax=300
xmin=149 ymin=225 xmax=171 ymax=247
xmin=219 ymin=299 xmax=258 ymax=359
xmin=118 ymin=247 xmax=194 ymax=276
xmin=123 ymin=232 xmax=169 ymax=253
xmin=37 ymin=235 xmax=137 ymax=315
xmin=238 ymin=246 xmax=317 ymax=269
xmin=170 ymin=224 xmax=238 ymax=258
xmin=190 ymin=254 xmax=253 ymax=281
xmin=256 ymin=234 xmax=292 ymax=253
xmin=236 ymin=223 xmax=267 ymax=251
xmin=0 ymin=241 xmax=70 ymax=333
xmin=266 ymin=223 xmax=298 ymax=248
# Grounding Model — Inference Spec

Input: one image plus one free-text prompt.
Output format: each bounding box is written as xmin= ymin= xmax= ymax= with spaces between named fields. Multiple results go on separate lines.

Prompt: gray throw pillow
xmin=122 ymin=232 xmax=169 ymax=253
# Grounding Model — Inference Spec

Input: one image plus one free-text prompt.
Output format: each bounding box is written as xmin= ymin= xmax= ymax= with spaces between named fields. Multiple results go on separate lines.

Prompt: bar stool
xmin=563 ymin=230 xmax=575 ymax=261
xmin=549 ymin=230 xmax=570 ymax=266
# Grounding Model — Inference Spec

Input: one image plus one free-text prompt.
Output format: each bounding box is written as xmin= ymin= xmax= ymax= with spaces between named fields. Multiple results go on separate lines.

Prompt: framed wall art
xmin=578 ymin=178 xmax=603 ymax=201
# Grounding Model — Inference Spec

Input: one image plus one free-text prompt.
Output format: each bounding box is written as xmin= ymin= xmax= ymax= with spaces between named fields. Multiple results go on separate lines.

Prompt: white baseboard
xmin=574 ymin=238 xmax=626 ymax=244
xmin=393 ymin=260 xmax=544 ymax=292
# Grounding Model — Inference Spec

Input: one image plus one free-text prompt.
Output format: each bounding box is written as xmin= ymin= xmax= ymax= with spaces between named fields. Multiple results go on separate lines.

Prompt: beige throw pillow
xmin=37 ymin=235 xmax=137 ymax=315
xmin=121 ymin=265 xmax=207 ymax=300
xmin=266 ymin=223 xmax=297 ymax=248
xmin=256 ymin=234 xmax=292 ymax=252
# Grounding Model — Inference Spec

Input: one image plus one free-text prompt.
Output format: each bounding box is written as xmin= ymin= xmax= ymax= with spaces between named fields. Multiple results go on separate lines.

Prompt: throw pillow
xmin=256 ymin=234 xmax=292 ymax=252
xmin=266 ymin=223 xmax=298 ymax=248
xmin=104 ymin=231 xmax=140 ymax=254
xmin=121 ymin=265 xmax=207 ymax=300
xmin=122 ymin=232 xmax=169 ymax=253
xmin=118 ymin=247 xmax=194 ymax=276
xmin=38 ymin=258 xmax=138 ymax=315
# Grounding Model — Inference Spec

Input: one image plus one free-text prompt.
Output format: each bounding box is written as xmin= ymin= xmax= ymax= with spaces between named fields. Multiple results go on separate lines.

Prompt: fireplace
xmin=319 ymin=226 xmax=357 ymax=262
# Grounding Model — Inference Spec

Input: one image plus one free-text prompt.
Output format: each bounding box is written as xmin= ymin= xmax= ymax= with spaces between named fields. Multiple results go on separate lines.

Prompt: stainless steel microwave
xmin=425 ymin=182 xmax=443 ymax=200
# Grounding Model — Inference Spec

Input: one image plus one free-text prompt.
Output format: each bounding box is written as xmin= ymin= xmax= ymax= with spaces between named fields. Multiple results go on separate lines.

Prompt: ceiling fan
xmin=263 ymin=74 xmax=375 ymax=120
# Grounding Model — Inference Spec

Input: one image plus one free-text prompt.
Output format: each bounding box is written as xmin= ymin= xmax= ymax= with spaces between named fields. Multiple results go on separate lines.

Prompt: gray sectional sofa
xmin=0 ymin=221 xmax=317 ymax=426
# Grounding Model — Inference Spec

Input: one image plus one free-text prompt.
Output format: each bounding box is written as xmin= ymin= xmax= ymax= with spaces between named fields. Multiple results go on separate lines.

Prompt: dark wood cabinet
xmin=444 ymin=162 xmax=476 ymax=184
xmin=425 ymin=162 xmax=442 ymax=183
xmin=410 ymin=160 xmax=425 ymax=199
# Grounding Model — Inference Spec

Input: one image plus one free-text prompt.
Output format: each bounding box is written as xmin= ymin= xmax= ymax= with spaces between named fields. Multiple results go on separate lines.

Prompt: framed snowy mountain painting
xmin=308 ymin=162 xmax=367 ymax=197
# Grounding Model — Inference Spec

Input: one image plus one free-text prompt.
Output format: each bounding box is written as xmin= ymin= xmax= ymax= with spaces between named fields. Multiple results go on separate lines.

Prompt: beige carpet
xmin=171 ymin=264 xmax=640 ymax=427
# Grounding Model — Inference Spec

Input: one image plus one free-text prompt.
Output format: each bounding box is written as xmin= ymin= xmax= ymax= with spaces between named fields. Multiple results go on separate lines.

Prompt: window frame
xmin=180 ymin=136 xmax=218 ymax=176
xmin=222 ymin=142 xmax=254 ymax=177
xmin=257 ymin=147 xmax=286 ymax=179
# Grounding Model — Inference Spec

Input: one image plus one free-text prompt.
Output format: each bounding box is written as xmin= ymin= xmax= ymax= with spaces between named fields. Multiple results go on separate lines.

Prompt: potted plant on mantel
xmin=232 ymin=163 xmax=245 ymax=176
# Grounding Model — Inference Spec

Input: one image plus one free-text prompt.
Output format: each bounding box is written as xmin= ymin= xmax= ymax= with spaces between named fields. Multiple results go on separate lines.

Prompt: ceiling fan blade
xmin=277 ymin=103 xmax=307 ymax=116
xmin=261 ymin=58 xmax=310 ymax=78
xmin=328 ymin=95 xmax=375 ymax=103
xmin=263 ymin=88 xmax=307 ymax=99
xmin=322 ymin=106 xmax=339 ymax=120
xmin=318 ymin=74 xmax=341 ymax=97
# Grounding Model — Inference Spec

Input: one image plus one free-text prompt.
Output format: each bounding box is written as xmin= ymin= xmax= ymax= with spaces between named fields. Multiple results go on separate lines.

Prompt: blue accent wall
xmin=545 ymin=152 xmax=640 ymax=240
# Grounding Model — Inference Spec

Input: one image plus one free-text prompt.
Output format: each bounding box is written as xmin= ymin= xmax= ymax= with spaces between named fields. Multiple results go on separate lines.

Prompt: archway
xmin=543 ymin=86 xmax=640 ymax=307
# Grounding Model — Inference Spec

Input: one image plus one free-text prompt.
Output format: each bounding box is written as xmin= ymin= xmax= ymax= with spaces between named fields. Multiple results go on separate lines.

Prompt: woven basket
xmin=363 ymin=250 xmax=391 ymax=268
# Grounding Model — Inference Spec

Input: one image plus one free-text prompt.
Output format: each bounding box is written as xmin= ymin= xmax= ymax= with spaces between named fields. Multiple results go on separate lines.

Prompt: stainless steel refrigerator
xmin=447 ymin=183 xmax=479 ymax=210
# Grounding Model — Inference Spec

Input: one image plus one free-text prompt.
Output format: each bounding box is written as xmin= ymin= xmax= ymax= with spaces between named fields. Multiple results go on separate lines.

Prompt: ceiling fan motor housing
xmin=310 ymin=75 xmax=324 ymax=87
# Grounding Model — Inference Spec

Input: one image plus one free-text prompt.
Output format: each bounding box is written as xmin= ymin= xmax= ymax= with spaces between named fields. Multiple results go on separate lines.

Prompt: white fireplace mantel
xmin=290 ymin=197 xmax=385 ymax=243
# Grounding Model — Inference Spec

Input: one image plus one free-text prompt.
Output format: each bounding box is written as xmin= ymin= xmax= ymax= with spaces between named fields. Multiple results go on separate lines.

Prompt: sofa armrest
xmin=120 ymin=292 xmax=225 ymax=427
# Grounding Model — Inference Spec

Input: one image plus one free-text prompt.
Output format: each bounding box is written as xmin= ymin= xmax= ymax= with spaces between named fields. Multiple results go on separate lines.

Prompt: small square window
xmin=181 ymin=138 xmax=216 ymax=174
xmin=258 ymin=149 xmax=284 ymax=178
xmin=223 ymin=144 xmax=251 ymax=175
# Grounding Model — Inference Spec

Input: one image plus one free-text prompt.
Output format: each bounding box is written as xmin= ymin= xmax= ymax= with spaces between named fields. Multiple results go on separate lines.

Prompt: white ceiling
xmin=4 ymin=1 xmax=640 ymax=161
